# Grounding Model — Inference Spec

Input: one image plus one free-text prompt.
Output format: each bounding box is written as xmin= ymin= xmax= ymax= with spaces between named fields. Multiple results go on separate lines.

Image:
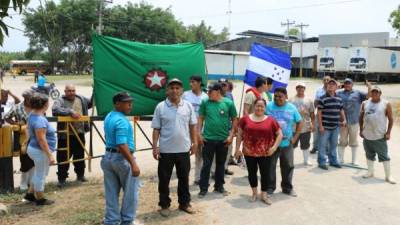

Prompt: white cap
xmin=295 ymin=82 xmax=306 ymax=88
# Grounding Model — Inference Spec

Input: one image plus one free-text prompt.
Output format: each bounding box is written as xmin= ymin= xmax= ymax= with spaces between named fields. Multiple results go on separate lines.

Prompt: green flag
xmin=92 ymin=34 xmax=206 ymax=116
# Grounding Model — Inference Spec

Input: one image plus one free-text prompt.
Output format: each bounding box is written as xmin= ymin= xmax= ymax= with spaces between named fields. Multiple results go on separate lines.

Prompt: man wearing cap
xmin=243 ymin=76 xmax=269 ymax=115
xmin=183 ymin=75 xmax=208 ymax=185
xmin=101 ymin=92 xmax=140 ymax=225
xmin=4 ymin=89 xmax=34 ymax=191
xmin=289 ymin=82 xmax=315 ymax=166
xmin=152 ymin=78 xmax=198 ymax=216
xmin=336 ymin=78 xmax=371 ymax=165
xmin=198 ymin=82 xmax=238 ymax=198
xmin=52 ymin=84 xmax=92 ymax=187
xmin=359 ymin=86 xmax=395 ymax=184
xmin=310 ymin=75 xmax=331 ymax=154
xmin=317 ymin=79 xmax=346 ymax=170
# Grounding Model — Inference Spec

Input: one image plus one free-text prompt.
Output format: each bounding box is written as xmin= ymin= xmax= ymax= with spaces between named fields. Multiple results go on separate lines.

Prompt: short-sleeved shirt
xmin=225 ymin=92 xmax=234 ymax=103
xmin=28 ymin=114 xmax=57 ymax=151
xmin=266 ymin=102 xmax=302 ymax=147
xmin=38 ymin=75 xmax=46 ymax=87
xmin=151 ymin=99 xmax=197 ymax=153
xmin=104 ymin=111 xmax=134 ymax=152
xmin=4 ymin=102 xmax=28 ymax=123
xmin=315 ymin=86 xmax=326 ymax=101
xmin=244 ymin=90 xmax=268 ymax=114
xmin=317 ymin=94 xmax=343 ymax=130
xmin=199 ymin=97 xmax=237 ymax=141
xmin=239 ymin=115 xmax=280 ymax=157
xmin=289 ymin=96 xmax=315 ymax=133
xmin=182 ymin=90 xmax=208 ymax=117
xmin=336 ymin=89 xmax=367 ymax=124
xmin=1 ymin=100 xmax=15 ymax=119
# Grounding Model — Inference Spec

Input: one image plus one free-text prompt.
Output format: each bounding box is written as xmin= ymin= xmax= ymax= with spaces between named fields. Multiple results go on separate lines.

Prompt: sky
xmin=1 ymin=0 xmax=399 ymax=52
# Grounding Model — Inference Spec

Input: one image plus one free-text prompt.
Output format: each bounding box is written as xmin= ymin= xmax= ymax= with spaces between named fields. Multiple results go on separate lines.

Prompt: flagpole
xmin=238 ymin=81 xmax=245 ymax=118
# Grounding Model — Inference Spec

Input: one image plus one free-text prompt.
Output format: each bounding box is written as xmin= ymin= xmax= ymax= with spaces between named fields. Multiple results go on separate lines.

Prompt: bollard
xmin=0 ymin=126 xmax=14 ymax=193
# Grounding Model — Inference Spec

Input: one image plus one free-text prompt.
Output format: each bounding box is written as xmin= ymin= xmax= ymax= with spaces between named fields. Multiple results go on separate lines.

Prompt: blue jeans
xmin=101 ymin=152 xmax=139 ymax=225
xmin=27 ymin=146 xmax=50 ymax=192
xmin=318 ymin=127 xmax=340 ymax=166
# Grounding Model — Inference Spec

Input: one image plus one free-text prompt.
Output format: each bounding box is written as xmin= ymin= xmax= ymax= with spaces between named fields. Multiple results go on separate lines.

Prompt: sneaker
xmin=23 ymin=193 xmax=36 ymax=202
xmin=283 ymin=190 xmax=298 ymax=197
xmin=57 ymin=180 xmax=66 ymax=188
xmin=198 ymin=190 xmax=207 ymax=198
xmin=159 ymin=207 xmax=170 ymax=217
xmin=77 ymin=176 xmax=88 ymax=182
xmin=225 ymin=169 xmax=234 ymax=175
xmin=330 ymin=164 xmax=342 ymax=168
xmin=179 ymin=204 xmax=195 ymax=214
xmin=36 ymin=198 xmax=55 ymax=206
xmin=213 ymin=188 xmax=230 ymax=196
xmin=318 ymin=164 xmax=328 ymax=170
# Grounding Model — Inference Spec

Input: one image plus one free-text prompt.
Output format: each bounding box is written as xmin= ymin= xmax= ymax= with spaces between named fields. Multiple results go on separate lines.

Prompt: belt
xmin=106 ymin=148 xmax=119 ymax=153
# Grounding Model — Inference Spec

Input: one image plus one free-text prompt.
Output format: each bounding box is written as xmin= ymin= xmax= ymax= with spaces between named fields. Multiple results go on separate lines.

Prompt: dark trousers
xmin=199 ymin=140 xmax=228 ymax=191
xmin=158 ymin=152 xmax=191 ymax=208
xmin=244 ymin=156 xmax=270 ymax=191
xmin=266 ymin=145 xmax=294 ymax=194
xmin=57 ymin=134 xmax=86 ymax=181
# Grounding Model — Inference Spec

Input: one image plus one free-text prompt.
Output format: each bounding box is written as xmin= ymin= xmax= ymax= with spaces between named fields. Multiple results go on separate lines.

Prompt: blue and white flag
xmin=244 ymin=43 xmax=291 ymax=91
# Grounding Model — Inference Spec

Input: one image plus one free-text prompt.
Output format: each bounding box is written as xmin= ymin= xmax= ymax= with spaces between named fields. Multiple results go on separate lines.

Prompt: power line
xmin=182 ymin=0 xmax=364 ymax=20
xmin=295 ymin=23 xmax=309 ymax=78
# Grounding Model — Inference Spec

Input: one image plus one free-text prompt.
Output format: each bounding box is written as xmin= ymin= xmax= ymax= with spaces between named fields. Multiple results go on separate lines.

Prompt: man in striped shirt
xmin=317 ymin=79 xmax=346 ymax=170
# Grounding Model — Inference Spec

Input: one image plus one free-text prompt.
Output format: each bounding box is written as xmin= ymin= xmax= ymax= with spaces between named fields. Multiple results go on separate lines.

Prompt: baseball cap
xmin=371 ymin=85 xmax=381 ymax=93
xmin=167 ymin=78 xmax=183 ymax=86
xmin=295 ymin=82 xmax=306 ymax=88
xmin=344 ymin=78 xmax=353 ymax=84
xmin=113 ymin=92 xmax=132 ymax=104
xmin=328 ymin=79 xmax=338 ymax=85
xmin=207 ymin=82 xmax=223 ymax=92
xmin=190 ymin=75 xmax=204 ymax=86
xmin=218 ymin=78 xmax=228 ymax=86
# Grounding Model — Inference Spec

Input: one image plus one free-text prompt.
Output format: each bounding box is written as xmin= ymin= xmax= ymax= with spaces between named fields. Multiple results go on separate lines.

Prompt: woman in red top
xmin=235 ymin=98 xmax=282 ymax=205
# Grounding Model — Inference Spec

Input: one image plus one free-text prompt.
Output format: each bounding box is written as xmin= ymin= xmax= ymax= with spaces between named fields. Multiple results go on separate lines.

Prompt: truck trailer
xmin=317 ymin=47 xmax=349 ymax=77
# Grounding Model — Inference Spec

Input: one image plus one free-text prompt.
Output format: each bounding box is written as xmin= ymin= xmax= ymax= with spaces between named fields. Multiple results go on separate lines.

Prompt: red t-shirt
xmin=239 ymin=115 xmax=280 ymax=157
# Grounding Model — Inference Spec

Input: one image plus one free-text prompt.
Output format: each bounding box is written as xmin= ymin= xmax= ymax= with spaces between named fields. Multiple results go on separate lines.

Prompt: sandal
xmin=249 ymin=194 xmax=257 ymax=202
xmin=261 ymin=194 xmax=272 ymax=205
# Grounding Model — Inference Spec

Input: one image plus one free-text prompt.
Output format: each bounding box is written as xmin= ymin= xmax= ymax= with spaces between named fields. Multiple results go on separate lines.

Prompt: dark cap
xmin=190 ymin=75 xmax=204 ymax=86
xmin=207 ymin=82 xmax=223 ymax=92
xmin=113 ymin=92 xmax=132 ymax=104
xmin=167 ymin=78 xmax=183 ymax=86
xmin=218 ymin=78 xmax=228 ymax=86
xmin=344 ymin=78 xmax=353 ymax=84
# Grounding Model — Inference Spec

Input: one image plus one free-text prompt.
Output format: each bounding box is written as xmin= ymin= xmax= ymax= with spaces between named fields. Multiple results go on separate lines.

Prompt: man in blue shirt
xmin=336 ymin=78 xmax=371 ymax=165
xmin=266 ymin=87 xmax=302 ymax=197
xmin=101 ymin=92 xmax=140 ymax=225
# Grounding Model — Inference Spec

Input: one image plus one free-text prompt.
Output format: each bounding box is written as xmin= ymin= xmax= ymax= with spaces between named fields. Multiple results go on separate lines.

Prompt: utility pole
xmin=296 ymin=23 xmax=309 ymax=78
xmin=281 ymin=19 xmax=295 ymax=54
xmin=227 ymin=0 xmax=232 ymax=38
xmin=97 ymin=0 xmax=113 ymax=35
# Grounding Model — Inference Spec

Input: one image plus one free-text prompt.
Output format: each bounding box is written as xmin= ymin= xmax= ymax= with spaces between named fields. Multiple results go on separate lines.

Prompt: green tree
xmin=389 ymin=5 xmax=400 ymax=36
xmin=0 ymin=0 xmax=30 ymax=45
xmin=186 ymin=21 xmax=229 ymax=47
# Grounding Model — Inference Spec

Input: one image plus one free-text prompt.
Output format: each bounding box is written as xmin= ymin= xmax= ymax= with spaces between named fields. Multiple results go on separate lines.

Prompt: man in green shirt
xmin=198 ymin=82 xmax=238 ymax=198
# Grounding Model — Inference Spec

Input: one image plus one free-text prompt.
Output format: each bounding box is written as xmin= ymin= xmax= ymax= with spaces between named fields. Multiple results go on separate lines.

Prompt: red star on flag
xmin=144 ymin=69 xmax=168 ymax=91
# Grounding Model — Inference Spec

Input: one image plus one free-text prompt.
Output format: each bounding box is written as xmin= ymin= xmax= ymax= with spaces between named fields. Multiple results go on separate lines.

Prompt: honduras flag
xmin=244 ymin=43 xmax=291 ymax=91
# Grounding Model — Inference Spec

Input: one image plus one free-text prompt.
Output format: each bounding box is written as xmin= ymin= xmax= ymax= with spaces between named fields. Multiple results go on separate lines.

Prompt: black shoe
xmin=225 ymin=169 xmax=234 ymax=175
xmin=57 ymin=180 xmax=66 ymax=188
xmin=330 ymin=164 xmax=342 ymax=168
xmin=198 ymin=190 xmax=207 ymax=198
xmin=36 ymin=198 xmax=55 ymax=206
xmin=77 ymin=176 xmax=88 ymax=182
xmin=23 ymin=193 xmax=36 ymax=202
xmin=310 ymin=148 xmax=318 ymax=154
xmin=318 ymin=164 xmax=329 ymax=170
xmin=213 ymin=187 xmax=230 ymax=196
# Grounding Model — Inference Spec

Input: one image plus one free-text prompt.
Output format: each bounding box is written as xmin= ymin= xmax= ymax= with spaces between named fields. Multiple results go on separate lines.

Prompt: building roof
xmin=237 ymin=30 xmax=299 ymax=41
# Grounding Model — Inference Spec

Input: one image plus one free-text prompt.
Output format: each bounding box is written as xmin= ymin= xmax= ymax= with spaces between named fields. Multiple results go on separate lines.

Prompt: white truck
xmin=348 ymin=47 xmax=400 ymax=82
xmin=205 ymin=50 xmax=249 ymax=80
xmin=317 ymin=47 xmax=349 ymax=77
